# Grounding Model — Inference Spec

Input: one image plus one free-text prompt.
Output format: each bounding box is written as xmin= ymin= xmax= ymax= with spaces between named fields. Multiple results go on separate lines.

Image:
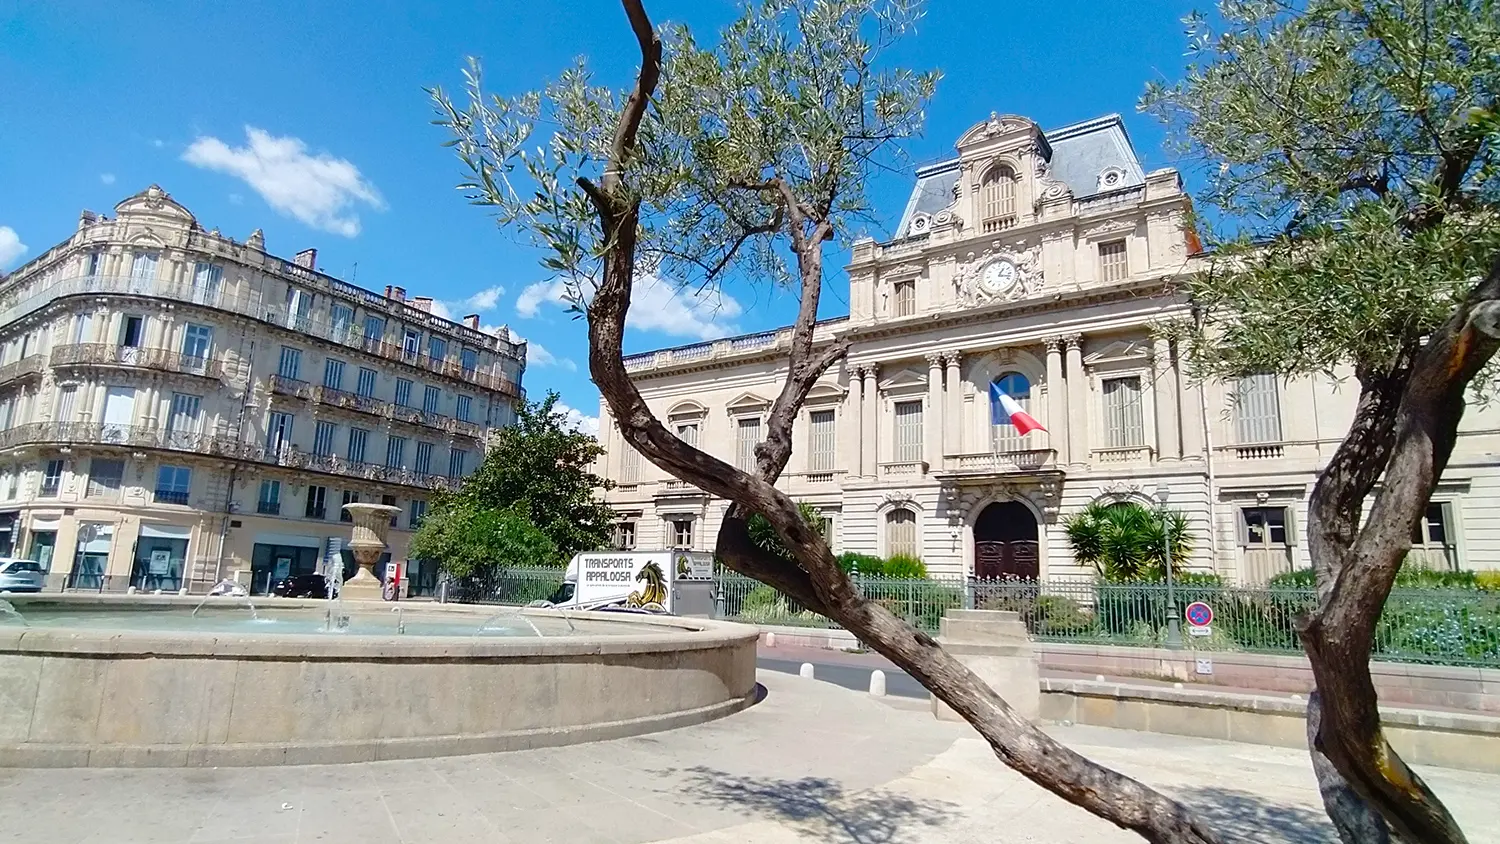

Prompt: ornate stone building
xmin=0 ymin=186 xmax=526 ymax=593
xmin=598 ymin=113 xmax=1499 ymax=582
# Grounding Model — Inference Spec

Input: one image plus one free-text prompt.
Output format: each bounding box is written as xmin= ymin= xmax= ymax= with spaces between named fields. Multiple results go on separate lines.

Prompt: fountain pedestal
xmin=339 ymin=503 xmax=403 ymax=601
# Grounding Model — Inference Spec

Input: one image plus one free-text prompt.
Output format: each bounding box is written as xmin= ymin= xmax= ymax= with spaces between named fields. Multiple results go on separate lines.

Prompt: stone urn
xmin=339 ymin=502 xmax=402 ymax=601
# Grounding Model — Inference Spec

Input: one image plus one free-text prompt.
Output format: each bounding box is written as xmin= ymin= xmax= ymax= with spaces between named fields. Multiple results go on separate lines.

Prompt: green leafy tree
xmin=432 ymin=1 xmax=1219 ymax=840
xmin=407 ymin=506 xmax=558 ymax=579
xmin=1064 ymin=502 xmax=1192 ymax=582
xmin=1142 ymin=2 xmax=1500 ymax=840
xmin=443 ymin=391 xmax=616 ymax=560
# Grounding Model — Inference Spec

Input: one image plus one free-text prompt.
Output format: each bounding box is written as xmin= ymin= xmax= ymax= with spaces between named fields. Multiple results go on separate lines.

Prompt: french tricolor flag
xmin=990 ymin=382 xmax=1046 ymax=435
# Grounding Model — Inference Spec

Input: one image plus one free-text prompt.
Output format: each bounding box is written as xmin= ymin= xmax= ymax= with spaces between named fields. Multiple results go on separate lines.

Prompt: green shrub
xmin=1375 ymin=593 xmax=1500 ymax=664
xmin=1032 ymin=594 xmax=1095 ymax=636
xmin=837 ymin=551 xmax=885 ymax=576
xmin=1268 ymin=568 xmax=1317 ymax=589
xmin=747 ymin=503 xmax=826 ymax=562
xmin=741 ymin=585 xmax=783 ymax=615
xmin=1272 ymin=563 xmax=1483 ymax=591
xmin=881 ymin=554 xmax=928 ymax=579
xmin=1476 ymin=571 xmax=1500 ymax=592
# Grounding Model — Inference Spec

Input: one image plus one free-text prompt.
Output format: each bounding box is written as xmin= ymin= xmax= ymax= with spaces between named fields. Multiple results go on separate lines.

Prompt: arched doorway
xmin=973 ymin=501 xmax=1039 ymax=580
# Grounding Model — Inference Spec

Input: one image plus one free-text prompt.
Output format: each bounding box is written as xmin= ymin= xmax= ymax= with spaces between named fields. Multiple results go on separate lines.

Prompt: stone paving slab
xmin=2 ymin=670 xmax=1497 ymax=843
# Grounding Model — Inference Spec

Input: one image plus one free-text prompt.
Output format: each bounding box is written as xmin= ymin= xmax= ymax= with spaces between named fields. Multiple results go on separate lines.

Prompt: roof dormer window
xmin=980 ymin=164 xmax=1017 ymax=233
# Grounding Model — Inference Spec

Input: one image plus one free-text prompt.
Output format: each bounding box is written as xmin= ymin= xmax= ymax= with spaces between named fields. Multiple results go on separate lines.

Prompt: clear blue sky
xmin=0 ymin=0 xmax=1200 ymax=432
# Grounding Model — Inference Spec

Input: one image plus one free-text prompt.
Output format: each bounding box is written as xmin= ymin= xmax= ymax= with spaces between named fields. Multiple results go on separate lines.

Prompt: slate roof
xmin=892 ymin=113 xmax=1146 ymax=239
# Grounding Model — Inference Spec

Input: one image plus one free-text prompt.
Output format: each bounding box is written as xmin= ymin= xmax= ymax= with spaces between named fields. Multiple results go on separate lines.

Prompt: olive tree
xmin=1142 ymin=2 xmax=1500 ymax=841
xmin=431 ymin=1 xmax=1220 ymax=840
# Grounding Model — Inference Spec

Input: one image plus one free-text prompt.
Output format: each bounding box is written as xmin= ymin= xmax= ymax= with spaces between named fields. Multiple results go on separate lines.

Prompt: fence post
xmin=964 ymin=577 xmax=976 ymax=610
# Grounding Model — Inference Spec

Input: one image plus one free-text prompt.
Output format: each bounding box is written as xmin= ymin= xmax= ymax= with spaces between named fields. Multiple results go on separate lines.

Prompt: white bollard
xmin=764 ymin=632 xmax=776 ymax=648
xmin=126 ymin=586 xmax=137 ymax=595
xmin=799 ymin=662 xmax=815 ymax=679
xmin=869 ymin=669 xmax=887 ymax=697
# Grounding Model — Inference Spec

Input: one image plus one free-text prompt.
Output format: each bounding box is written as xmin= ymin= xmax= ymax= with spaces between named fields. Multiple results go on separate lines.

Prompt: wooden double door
xmin=973 ymin=501 xmax=1039 ymax=581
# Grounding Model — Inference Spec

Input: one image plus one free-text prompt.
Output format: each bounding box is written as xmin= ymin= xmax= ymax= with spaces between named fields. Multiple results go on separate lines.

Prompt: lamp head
xmin=1154 ymin=483 xmax=1170 ymax=506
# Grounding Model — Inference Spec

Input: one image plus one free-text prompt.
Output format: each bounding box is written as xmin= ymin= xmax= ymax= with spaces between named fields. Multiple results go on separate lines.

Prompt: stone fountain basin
xmin=0 ymin=595 xmax=759 ymax=768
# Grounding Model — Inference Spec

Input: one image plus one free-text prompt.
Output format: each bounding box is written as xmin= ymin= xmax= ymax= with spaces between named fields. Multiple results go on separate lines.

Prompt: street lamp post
xmin=1155 ymin=483 xmax=1184 ymax=649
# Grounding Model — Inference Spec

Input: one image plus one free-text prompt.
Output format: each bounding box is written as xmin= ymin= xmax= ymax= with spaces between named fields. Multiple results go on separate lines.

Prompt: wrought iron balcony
xmin=0 ymin=355 xmax=45 ymax=388
xmin=269 ymin=374 xmax=314 ymax=399
xmin=50 ymin=344 xmax=225 ymax=380
xmin=315 ymin=385 xmax=384 ymax=417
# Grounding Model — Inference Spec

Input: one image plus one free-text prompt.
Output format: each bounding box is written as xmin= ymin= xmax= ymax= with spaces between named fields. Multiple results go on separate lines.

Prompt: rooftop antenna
xmin=350 ymin=262 xmax=358 ymax=283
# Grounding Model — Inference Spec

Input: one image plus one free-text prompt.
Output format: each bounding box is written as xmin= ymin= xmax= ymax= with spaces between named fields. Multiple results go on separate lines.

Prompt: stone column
xmin=847 ymin=364 xmax=864 ymax=476
xmin=1179 ymin=341 xmax=1207 ymax=461
xmin=924 ymin=352 xmax=944 ymax=469
xmin=1044 ymin=337 xmax=1067 ymax=463
xmin=1151 ymin=333 xmax=1181 ymax=461
xmin=1064 ymin=335 xmax=1088 ymax=466
xmin=860 ymin=365 xmax=879 ymax=477
xmin=944 ymin=351 xmax=962 ymax=455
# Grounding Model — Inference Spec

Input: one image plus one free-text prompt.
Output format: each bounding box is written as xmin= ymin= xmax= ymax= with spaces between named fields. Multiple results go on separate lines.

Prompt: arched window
xmin=885 ymin=507 xmax=918 ymax=558
xmin=990 ymin=372 xmax=1033 ymax=454
xmin=980 ymin=165 xmax=1017 ymax=232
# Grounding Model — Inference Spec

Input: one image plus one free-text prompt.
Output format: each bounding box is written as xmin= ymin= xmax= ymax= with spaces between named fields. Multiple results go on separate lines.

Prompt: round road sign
xmin=1185 ymin=601 xmax=1214 ymax=627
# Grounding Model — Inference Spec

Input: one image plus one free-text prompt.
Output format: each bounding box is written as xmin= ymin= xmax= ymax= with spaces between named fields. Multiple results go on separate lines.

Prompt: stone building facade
xmin=0 ymin=186 xmax=526 ymax=594
xmin=598 ymin=113 xmax=1499 ymax=582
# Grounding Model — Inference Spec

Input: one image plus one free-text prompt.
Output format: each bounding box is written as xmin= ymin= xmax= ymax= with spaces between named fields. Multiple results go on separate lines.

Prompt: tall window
xmin=428 ymin=336 xmax=448 ymax=361
xmin=893 ymin=400 xmax=924 ymax=462
xmin=736 ymin=416 xmax=762 ymax=472
xmin=675 ymin=421 xmax=699 ymax=448
xmin=808 ymin=410 xmax=836 ymax=471
xmin=394 ymin=378 xmax=412 ymax=407
xmin=323 ymin=358 xmax=345 ymax=390
xmin=671 ymin=519 xmax=694 ymax=548
xmin=980 ymin=164 xmax=1017 ymax=231
xmin=257 ymin=480 xmax=282 ymax=515
xmin=71 ymin=313 xmax=92 ymax=344
xmin=386 ymin=435 xmax=407 ymax=469
xmin=167 ymin=393 xmax=201 ymax=444
xmin=402 ymin=329 xmax=420 ymax=359
xmin=892 ymin=280 xmax=916 ymax=317
xmin=447 ymin=448 xmax=469 ymax=478
xmin=885 ymin=508 xmax=918 ymax=558
xmin=348 ymin=428 xmax=370 ymax=464
xmin=86 ymin=458 xmax=125 ymax=498
xmin=154 ymin=465 xmax=191 ymax=505
xmin=363 ymin=316 xmax=384 ymax=348
xmin=414 ymin=442 xmax=434 ymax=474
xmin=1234 ymin=373 xmax=1283 ymax=444
xmin=1098 ymin=239 xmax=1129 ymax=282
xmin=990 ymin=372 xmax=1032 ymax=453
xmin=614 ymin=521 xmax=637 ymax=550
xmin=129 ymin=251 xmax=159 ymax=282
xmin=1101 ymin=376 xmax=1145 ymax=448
xmin=356 ymin=367 xmax=377 ymax=398
xmin=305 ymin=485 xmax=328 ymax=519
xmin=266 ymin=412 xmax=294 ymax=452
xmin=55 ymin=385 xmax=77 ymax=423
xmin=181 ymin=324 xmax=212 ymax=362
xmin=422 ymin=385 xmax=441 ymax=414
xmin=191 ymin=263 xmax=222 ymax=303
xmin=382 ymin=494 xmax=399 ymax=526
xmin=285 ymin=287 xmax=313 ymax=332
xmin=455 ymin=395 xmax=472 ymax=422
xmin=408 ymin=499 xmax=428 ymax=529
xmin=461 ymin=348 xmax=478 ymax=375
xmin=84 ymin=251 xmax=103 ymax=277
xmin=330 ymin=303 xmax=354 ymax=339
xmin=619 ymin=442 xmax=641 ymax=483
xmin=340 ymin=490 xmax=360 ymax=522
xmin=1411 ymin=502 xmax=1458 ymax=571
xmin=40 ymin=459 xmax=63 ymax=497
xmin=313 ymin=421 xmax=337 ymax=457
xmin=277 ymin=346 xmax=302 ymax=380
xmin=120 ymin=315 xmax=144 ymax=348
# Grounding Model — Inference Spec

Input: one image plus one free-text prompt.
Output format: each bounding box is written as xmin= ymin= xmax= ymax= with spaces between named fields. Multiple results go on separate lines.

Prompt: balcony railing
xmin=1228 ymin=443 xmax=1286 ymax=460
xmin=256 ymin=500 xmax=281 ymax=516
xmin=880 ymin=460 xmax=928 ymax=477
xmin=1092 ymin=445 xmax=1154 ymax=464
xmin=0 ymin=355 xmax=45 ymax=387
xmin=0 ymin=274 xmax=523 ymax=398
xmin=941 ymin=449 xmax=1056 ymax=474
xmin=49 ymin=344 xmax=225 ymax=380
xmin=153 ymin=489 xmax=190 ymax=506
xmin=315 ymin=385 xmax=384 ymax=416
xmin=0 ymin=422 xmax=459 ymax=493
xmin=269 ymin=374 xmax=314 ymax=399
xmin=981 ymin=215 xmax=1018 ymax=233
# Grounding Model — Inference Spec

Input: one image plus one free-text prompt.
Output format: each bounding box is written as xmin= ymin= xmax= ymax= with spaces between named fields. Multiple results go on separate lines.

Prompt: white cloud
xmin=151 ymin=139 xmax=165 ymax=149
xmin=428 ymin=285 xmax=506 ymax=324
xmin=182 ymin=126 xmax=384 ymax=237
xmin=228 ymin=193 xmax=244 ymax=205
xmin=554 ymin=402 xmax=600 ymax=437
xmin=0 ymin=227 xmax=27 ymax=267
xmin=99 ymin=173 xmax=116 ymax=185
xmin=508 ymin=331 xmax=575 ymax=371
xmin=515 ymin=273 xmax=741 ymax=341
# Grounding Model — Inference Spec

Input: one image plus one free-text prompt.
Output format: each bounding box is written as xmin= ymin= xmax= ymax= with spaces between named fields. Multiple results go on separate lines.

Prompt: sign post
xmin=1184 ymin=601 xmax=1214 ymax=637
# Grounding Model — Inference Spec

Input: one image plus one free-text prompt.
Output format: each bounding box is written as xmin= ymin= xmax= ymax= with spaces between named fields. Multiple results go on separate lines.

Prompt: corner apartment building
xmin=597 ymin=113 xmax=1499 ymax=583
xmin=0 ymin=185 xmax=526 ymax=594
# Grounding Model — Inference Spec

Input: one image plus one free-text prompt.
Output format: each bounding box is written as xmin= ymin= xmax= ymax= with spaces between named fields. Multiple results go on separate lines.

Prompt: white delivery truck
xmin=546 ymin=550 xmax=715 ymax=615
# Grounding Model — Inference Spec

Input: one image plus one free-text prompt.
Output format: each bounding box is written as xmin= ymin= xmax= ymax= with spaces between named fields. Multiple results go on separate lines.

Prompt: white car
xmin=0 ymin=559 xmax=45 ymax=593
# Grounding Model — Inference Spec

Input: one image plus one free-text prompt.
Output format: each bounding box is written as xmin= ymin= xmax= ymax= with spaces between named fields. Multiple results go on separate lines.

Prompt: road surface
xmin=756 ymin=646 xmax=929 ymax=699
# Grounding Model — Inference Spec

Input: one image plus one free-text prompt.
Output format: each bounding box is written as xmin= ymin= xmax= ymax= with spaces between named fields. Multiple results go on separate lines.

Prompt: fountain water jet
xmin=0 ymin=598 xmax=27 ymax=626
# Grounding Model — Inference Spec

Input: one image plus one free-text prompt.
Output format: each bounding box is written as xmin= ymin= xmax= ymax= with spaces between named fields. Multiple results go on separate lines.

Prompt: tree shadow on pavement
xmin=665 ymin=766 xmax=953 ymax=844
xmin=1178 ymin=786 xmax=1337 ymax=843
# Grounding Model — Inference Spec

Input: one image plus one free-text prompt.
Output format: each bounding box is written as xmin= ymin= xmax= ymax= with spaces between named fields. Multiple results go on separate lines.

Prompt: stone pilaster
xmin=1043 ymin=337 xmax=1067 ymax=463
xmin=943 ymin=351 xmax=962 ymax=455
xmin=847 ymin=363 xmax=864 ymax=475
xmin=1064 ymin=334 xmax=1088 ymax=467
xmin=860 ymin=364 xmax=879 ymax=477
xmin=1151 ymin=333 xmax=1181 ymax=461
xmin=925 ymin=352 xmax=944 ymax=468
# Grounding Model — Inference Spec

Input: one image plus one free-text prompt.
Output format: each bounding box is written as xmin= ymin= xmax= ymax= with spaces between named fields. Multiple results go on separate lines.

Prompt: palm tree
xmin=1064 ymin=501 xmax=1193 ymax=581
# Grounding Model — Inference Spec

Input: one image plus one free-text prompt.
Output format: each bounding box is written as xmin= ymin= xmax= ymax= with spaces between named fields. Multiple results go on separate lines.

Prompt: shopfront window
xmin=132 ymin=527 xmax=189 ymax=592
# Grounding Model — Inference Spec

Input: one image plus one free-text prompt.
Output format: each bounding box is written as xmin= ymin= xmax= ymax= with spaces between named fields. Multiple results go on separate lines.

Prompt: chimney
xmin=293 ymin=248 xmax=318 ymax=270
xmin=247 ymin=229 xmax=265 ymax=251
xmin=392 ymin=286 xmax=406 ymax=302
xmin=384 ymin=285 xmax=394 ymax=298
xmin=462 ymin=314 xmax=480 ymax=329
xmin=411 ymin=296 xmax=433 ymax=313
xmin=78 ymin=210 xmax=98 ymax=230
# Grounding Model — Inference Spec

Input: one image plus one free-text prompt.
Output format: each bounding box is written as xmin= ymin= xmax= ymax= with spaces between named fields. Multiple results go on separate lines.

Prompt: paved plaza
xmin=1 ymin=670 xmax=1496 ymax=844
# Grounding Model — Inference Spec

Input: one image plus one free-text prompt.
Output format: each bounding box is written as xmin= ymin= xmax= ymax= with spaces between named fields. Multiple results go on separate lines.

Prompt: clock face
xmin=980 ymin=259 xmax=1018 ymax=293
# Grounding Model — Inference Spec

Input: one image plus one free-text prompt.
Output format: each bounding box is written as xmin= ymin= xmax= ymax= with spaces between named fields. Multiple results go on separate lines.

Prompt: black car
xmin=272 ymin=574 xmax=329 ymax=598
